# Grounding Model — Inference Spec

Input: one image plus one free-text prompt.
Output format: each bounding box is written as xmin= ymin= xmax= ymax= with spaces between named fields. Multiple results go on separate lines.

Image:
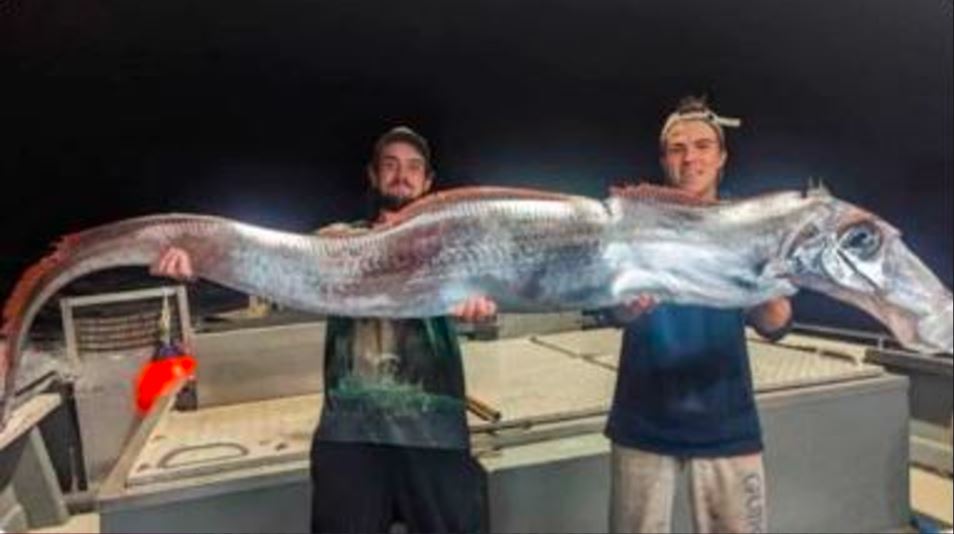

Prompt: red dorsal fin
xmin=609 ymin=182 xmax=715 ymax=207
xmin=375 ymin=186 xmax=578 ymax=230
xmin=1 ymin=233 xmax=81 ymax=336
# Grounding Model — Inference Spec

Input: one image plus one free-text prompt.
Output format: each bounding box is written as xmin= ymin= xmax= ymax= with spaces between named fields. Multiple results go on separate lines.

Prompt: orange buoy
xmin=134 ymin=295 xmax=197 ymax=414
xmin=135 ymin=350 xmax=196 ymax=413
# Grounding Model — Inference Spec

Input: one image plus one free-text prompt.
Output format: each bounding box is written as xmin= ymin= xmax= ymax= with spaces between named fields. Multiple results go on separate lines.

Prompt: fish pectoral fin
xmin=757 ymin=257 xmax=799 ymax=296
xmin=759 ymin=257 xmax=791 ymax=281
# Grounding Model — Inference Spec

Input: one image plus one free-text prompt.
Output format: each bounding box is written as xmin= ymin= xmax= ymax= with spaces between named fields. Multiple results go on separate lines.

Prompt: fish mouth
xmin=877 ymin=239 xmax=953 ymax=354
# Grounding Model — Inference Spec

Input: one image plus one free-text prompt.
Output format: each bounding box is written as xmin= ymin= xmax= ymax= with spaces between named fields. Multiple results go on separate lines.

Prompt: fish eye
xmin=840 ymin=222 xmax=882 ymax=260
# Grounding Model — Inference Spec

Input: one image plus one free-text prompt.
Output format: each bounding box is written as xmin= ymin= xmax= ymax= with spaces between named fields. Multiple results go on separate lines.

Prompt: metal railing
xmin=791 ymin=321 xmax=898 ymax=351
xmin=59 ymin=286 xmax=193 ymax=367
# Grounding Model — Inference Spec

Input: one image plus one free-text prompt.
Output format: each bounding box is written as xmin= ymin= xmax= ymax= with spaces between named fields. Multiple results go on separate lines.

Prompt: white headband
xmin=660 ymin=110 xmax=742 ymax=142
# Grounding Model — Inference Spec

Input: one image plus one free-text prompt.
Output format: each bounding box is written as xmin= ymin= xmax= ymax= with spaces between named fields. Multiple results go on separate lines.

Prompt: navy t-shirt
xmin=605 ymin=304 xmax=764 ymax=457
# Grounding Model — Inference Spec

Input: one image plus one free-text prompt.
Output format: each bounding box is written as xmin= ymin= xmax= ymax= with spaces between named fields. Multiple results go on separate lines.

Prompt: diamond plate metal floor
xmin=536 ymin=328 xmax=883 ymax=391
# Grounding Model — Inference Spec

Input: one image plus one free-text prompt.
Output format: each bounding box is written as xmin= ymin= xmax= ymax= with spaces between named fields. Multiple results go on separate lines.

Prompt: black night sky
xmin=1 ymin=0 xmax=952 ymax=333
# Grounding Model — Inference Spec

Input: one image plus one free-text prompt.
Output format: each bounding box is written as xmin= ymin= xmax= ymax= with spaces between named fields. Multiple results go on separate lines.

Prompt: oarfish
xmin=1 ymin=183 xmax=951 ymax=426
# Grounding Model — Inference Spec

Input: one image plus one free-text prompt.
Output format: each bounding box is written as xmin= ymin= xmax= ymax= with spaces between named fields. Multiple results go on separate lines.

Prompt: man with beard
xmin=150 ymin=126 xmax=495 ymax=533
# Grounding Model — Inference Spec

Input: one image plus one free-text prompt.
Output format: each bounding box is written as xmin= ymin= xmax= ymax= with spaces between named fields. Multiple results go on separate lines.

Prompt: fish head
xmin=784 ymin=191 xmax=952 ymax=354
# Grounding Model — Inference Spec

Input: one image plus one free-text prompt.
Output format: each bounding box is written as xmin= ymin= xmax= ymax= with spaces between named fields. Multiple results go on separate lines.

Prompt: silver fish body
xmin=1 ymin=185 xmax=951 ymax=426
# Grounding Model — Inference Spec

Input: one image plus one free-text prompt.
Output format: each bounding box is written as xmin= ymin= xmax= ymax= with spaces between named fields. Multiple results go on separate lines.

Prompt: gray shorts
xmin=610 ymin=444 xmax=767 ymax=534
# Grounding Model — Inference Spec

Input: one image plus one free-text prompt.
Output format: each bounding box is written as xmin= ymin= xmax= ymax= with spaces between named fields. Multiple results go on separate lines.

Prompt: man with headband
xmin=604 ymin=96 xmax=793 ymax=533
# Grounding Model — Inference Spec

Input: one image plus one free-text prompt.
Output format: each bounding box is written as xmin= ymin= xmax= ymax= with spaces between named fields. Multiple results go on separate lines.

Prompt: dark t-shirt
xmin=605 ymin=304 xmax=765 ymax=457
xmin=315 ymin=315 xmax=470 ymax=450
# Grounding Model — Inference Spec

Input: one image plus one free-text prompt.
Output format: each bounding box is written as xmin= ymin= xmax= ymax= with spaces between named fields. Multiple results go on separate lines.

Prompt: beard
xmin=368 ymin=188 xmax=415 ymax=216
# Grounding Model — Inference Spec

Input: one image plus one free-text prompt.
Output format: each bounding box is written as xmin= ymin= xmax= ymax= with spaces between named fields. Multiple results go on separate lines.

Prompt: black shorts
xmin=310 ymin=439 xmax=487 ymax=534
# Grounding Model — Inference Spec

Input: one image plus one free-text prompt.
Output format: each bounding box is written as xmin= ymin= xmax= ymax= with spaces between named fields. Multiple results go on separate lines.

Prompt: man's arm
xmin=747 ymin=297 xmax=793 ymax=342
xmin=590 ymin=296 xmax=657 ymax=328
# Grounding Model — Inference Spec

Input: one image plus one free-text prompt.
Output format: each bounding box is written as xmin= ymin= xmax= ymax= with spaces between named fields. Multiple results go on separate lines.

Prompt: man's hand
xmin=748 ymin=297 xmax=793 ymax=341
xmin=150 ymin=247 xmax=195 ymax=281
xmin=451 ymin=295 xmax=498 ymax=323
xmin=612 ymin=295 xmax=657 ymax=324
